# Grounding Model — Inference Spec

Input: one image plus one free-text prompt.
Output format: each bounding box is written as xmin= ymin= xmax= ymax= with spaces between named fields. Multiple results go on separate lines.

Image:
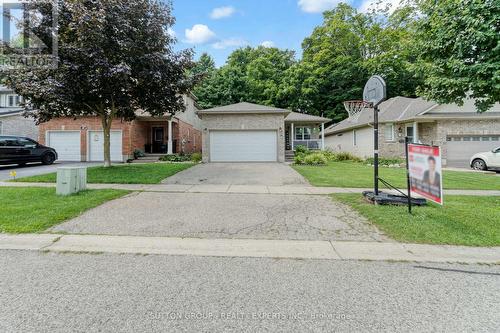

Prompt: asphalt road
xmin=0 ymin=162 xmax=100 ymax=181
xmin=1 ymin=251 xmax=499 ymax=332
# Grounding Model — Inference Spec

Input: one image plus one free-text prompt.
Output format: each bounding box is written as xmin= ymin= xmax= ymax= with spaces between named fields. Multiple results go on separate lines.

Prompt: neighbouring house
xmin=38 ymin=94 xmax=202 ymax=162
xmin=0 ymin=85 xmax=38 ymax=139
xmin=196 ymin=102 xmax=331 ymax=162
xmin=324 ymin=97 xmax=500 ymax=166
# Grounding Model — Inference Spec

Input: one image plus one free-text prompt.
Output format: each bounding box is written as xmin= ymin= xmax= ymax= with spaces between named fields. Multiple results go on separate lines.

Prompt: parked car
xmin=470 ymin=147 xmax=500 ymax=171
xmin=0 ymin=135 xmax=58 ymax=166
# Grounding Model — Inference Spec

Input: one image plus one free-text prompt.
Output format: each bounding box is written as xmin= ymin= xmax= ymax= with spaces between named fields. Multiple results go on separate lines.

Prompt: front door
xmin=152 ymin=127 xmax=164 ymax=153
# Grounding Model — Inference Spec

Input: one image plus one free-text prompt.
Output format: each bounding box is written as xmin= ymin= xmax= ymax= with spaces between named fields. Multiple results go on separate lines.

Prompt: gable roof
xmin=285 ymin=111 xmax=331 ymax=123
xmin=197 ymin=102 xmax=290 ymax=115
xmin=325 ymin=96 xmax=500 ymax=136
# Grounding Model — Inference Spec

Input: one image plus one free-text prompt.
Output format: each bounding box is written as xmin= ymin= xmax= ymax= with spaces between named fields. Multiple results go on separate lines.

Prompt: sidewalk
xmin=2 ymin=181 xmax=499 ymax=196
xmin=1 ymin=233 xmax=499 ymax=264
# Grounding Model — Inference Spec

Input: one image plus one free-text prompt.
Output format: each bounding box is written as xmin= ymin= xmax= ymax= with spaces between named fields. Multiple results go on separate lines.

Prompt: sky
xmin=170 ymin=0 xmax=398 ymax=66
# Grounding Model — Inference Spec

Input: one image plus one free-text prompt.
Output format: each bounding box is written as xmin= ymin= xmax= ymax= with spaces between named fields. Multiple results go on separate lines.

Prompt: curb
xmin=1 ymin=234 xmax=499 ymax=264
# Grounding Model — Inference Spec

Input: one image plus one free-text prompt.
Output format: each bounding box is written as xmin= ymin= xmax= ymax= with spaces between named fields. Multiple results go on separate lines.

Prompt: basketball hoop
xmin=343 ymin=100 xmax=371 ymax=121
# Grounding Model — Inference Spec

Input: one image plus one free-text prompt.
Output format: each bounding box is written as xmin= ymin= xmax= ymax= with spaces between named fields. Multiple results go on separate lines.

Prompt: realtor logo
xmin=0 ymin=0 xmax=58 ymax=69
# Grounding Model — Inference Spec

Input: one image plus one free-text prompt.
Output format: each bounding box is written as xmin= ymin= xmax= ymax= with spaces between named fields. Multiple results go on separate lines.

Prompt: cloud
xmin=261 ymin=41 xmax=275 ymax=48
xmin=212 ymin=38 xmax=248 ymax=50
xmin=184 ymin=24 xmax=216 ymax=44
xmin=298 ymin=0 xmax=343 ymax=13
xmin=359 ymin=0 xmax=402 ymax=14
xmin=210 ymin=6 xmax=236 ymax=19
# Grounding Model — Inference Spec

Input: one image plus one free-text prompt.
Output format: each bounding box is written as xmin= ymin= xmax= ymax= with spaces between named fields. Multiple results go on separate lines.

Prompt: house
xmin=0 ymin=85 xmax=38 ymax=139
xmin=196 ymin=102 xmax=331 ymax=162
xmin=324 ymin=97 xmax=500 ymax=166
xmin=37 ymin=94 xmax=202 ymax=162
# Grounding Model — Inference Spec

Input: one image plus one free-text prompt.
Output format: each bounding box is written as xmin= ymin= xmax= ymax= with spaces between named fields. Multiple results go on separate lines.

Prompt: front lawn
xmin=333 ymin=194 xmax=500 ymax=246
xmin=293 ymin=161 xmax=500 ymax=190
xmin=13 ymin=163 xmax=194 ymax=184
xmin=0 ymin=187 xmax=129 ymax=233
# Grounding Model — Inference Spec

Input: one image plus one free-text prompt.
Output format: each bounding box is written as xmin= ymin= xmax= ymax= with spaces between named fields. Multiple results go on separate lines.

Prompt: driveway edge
xmin=1 ymin=234 xmax=499 ymax=264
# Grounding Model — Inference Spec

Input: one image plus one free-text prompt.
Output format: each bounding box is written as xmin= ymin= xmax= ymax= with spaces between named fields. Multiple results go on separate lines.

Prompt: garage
xmin=88 ymin=131 xmax=123 ymax=162
xmin=446 ymin=135 xmax=500 ymax=166
xmin=210 ymin=130 xmax=277 ymax=162
xmin=46 ymin=131 xmax=81 ymax=161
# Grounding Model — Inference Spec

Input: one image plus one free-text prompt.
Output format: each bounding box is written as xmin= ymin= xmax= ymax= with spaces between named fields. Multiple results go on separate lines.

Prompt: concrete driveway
xmin=51 ymin=191 xmax=389 ymax=242
xmin=162 ymin=163 xmax=309 ymax=186
xmin=0 ymin=162 xmax=100 ymax=181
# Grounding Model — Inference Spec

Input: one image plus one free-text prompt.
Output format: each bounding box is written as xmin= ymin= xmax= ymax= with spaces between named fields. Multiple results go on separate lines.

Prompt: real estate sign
xmin=408 ymin=144 xmax=443 ymax=205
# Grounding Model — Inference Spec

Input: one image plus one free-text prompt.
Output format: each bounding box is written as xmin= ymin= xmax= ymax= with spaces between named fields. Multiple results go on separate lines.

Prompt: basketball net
xmin=343 ymin=100 xmax=371 ymax=122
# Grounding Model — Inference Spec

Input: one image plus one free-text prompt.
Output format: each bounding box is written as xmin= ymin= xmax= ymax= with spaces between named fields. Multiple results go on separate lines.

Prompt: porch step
xmin=130 ymin=154 xmax=165 ymax=163
xmin=285 ymin=150 xmax=295 ymax=162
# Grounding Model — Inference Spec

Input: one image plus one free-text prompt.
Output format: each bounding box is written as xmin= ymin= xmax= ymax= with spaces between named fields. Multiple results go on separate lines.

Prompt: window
xmin=17 ymin=138 xmax=37 ymax=147
xmin=353 ymin=129 xmax=357 ymax=146
xmin=406 ymin=125 xmax=414 ymax=143
xmin=295 ymin=127 xmax=311 ymax=140
xmin=384 ymin=123 xmax=394 ymax=141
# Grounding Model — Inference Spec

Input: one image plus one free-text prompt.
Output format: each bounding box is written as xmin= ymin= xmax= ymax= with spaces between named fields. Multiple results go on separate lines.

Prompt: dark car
xmin=0 ymin=135 xmax=58 ymax=166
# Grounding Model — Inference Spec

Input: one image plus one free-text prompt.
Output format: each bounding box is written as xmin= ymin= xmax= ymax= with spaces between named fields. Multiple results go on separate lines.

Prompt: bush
xmin=365 ymin=157 xmax=405 ymax=167
xmin=191 ymin=152 xmax=202 ymax=163
xmin=303 ymin=153 xmax=328 ymax=165
xmin=133 ymin=149 xmax=145 ymax=159
xmin=295 ymin=145 xmax=308 ymax=155
xmin=331 ymin=152 xmax=362 ymax=162
xmin=160 ymin=154 xmax=191 ymax=162
xmin=294 ymin=154 xmax=305 ymax=165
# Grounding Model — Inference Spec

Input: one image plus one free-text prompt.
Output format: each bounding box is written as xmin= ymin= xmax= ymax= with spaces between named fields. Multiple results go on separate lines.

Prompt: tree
xmin=192 ymin=46 xmax=297 ymax=109
xmin=5 ymin=0 xmax=195 ymax=166
xmin=413 ymin=0 xmax=500 ymax=112
xmin=291 ymin=3 xmax=420 ymax=120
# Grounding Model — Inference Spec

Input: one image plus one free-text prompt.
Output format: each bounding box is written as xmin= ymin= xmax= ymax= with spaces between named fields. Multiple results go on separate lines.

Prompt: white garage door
xmin=210 ymin=130 xmax=277 ymax=162
xmin=47 ymin=131 xmax=81 ymax=161
xmin=88 ymin=131 xmax=123 ymax=162
xmin=446 ymin=135 xmax=500 ymax=166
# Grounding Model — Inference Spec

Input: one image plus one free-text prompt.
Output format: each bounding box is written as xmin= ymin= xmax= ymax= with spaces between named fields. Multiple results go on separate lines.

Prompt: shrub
xmin=294 ymin=154 xmax=305 ymax=165
xmin=133 ymin=149 xmax=145 ymax=159
xmin=295 ymin=145 xmax=308 ymax=155
xmin=303 ymin=153 xmax=328 ymax=165
xmin=332 ymin=152 xmax=362 ymax=162
xmin=321 ymin=150 xmax=337 ymax=161
xmin=160 ymin=154 xmax=191 ymax=162
xmin=191 ymin=152 xmax=202 ymax=163
xmin=365 ymin=157 xmax=405 ymax=167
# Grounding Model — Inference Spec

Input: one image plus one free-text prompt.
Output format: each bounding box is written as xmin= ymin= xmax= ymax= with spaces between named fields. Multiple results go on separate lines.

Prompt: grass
xmin=333 ymin=194 xmax=500 ymax=246
xmin=13 ymin=163 xmax=194 ymax=184
xmin=293 ymin=161 xmax=500 ymax=190
xmin=0 ymin=187 xmax=129 ymax=233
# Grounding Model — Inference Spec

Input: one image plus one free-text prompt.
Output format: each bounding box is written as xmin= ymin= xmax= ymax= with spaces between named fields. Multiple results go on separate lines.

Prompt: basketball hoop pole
xmin=373 ymin=105 xmax=379 ymax=195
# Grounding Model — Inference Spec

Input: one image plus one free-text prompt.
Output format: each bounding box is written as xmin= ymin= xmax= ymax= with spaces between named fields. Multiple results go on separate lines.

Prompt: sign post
xmin=405 ymin=137 xmax=412 ymax=214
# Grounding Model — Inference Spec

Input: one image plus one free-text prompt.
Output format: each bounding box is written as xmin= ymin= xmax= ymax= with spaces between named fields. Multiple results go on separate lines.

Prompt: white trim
xmin=167 ymin=119 xmax=173 ymax=154
xmin=0 ymin=120 xmax=2 ymax=134
xmin=290 ymin=123 xmax=294 ymax=150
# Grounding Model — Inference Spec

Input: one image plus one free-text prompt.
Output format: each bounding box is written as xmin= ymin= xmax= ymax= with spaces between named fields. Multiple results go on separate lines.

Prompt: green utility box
xmin=56 ymin=166 xmax=87 ymax=196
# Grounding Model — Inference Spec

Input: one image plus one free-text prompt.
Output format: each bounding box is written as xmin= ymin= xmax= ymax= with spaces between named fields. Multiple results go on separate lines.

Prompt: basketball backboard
xmin=363 ymin=75 xmax=386 ymax=107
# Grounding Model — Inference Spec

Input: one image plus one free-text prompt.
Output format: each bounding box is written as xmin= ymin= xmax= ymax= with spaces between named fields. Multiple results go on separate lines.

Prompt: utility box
xmin=56 ymin=167 xmax=87 ymax=196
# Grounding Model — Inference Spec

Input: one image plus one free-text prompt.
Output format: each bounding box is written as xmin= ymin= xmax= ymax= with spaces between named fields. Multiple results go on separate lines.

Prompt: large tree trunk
xmin=101 ymin=112 xmax=113 ymax=168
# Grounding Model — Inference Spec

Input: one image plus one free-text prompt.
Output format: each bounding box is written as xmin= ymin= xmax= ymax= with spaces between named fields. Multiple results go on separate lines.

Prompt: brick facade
xmin=38 ymin=115 xmax=202 ymax=161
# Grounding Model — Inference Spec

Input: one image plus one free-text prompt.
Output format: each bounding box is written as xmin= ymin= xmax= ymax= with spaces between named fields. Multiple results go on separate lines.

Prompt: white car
xmin=470 ymin=146 xmax=500 ymax=171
